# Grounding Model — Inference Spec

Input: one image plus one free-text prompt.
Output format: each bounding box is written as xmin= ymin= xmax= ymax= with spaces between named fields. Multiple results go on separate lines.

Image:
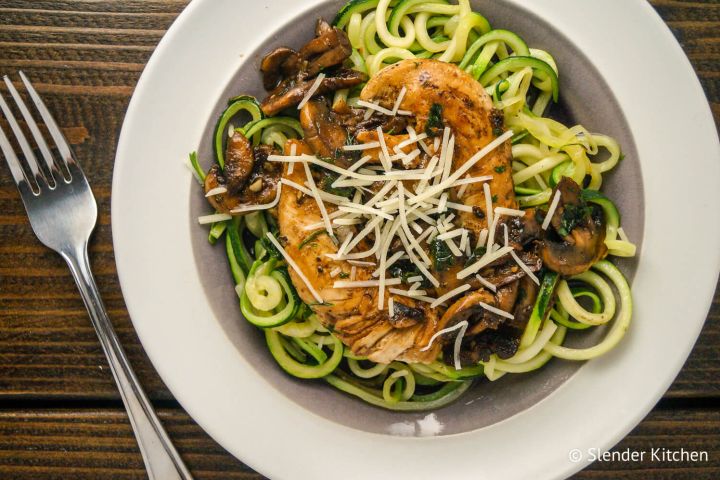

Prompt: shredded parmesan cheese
xmin=204 ymin=186 xmax=227 ymax=197
xmin=617 ymin=227 xmax=630 ymax=242
xmin=287 ymin=147 xmax=297 ymax=175
xmin=419 ymin=320 xmax=469 ymax=370
xmin=478 ymin=301 xmax=514 ymax=320
xmin=333 ymin=278 xmax=402 ymax=288
xmin=457 ymin=245 xmax=514 ymax=279
xmin=198 ymin=213 xmax=231 ymax=225
xmin=475 ymin=274 xmax=497 ymax=292
xmin=343 ymin=141 xmax=380 ymax=151
xmin=542 ymin=189 xmax=562 ymax=230
xmin=388 ymin=289 xmax=436 ymax=303
xmin=265 ymin=232 xmax=324 ymax=303
xmin=510 ymin=249 xmax=540 ymax=285
xmin=495 ymin=207 xmax=526 ymax=217
xmin=297 ymin=73 xmax=325 ymax=110
xmin=357 ymin=100 xmax=394 ymax=116
xmin=391 ymin=86 xmax=407 ymax=115
xmin=303 ymin=162 xmax=334 ymax=237
xmin=430 ymin=283 xmax=470 ymax=308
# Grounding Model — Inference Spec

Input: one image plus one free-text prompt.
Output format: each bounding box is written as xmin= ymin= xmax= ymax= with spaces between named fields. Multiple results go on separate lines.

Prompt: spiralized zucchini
xmin=193 ymin=0 xmax=638 ymax=411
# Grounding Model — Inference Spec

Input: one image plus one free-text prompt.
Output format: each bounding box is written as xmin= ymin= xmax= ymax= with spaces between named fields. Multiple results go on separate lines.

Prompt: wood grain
xmin=0 ymin=1 xmax=717 ymax=479
xmin=0 ymin=408 xmax=715 ymax=480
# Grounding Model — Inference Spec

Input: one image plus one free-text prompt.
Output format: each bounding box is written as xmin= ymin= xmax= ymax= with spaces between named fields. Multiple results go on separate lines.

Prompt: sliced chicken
xmin=360 ymin=58 xmax=516 ymax=236
xmin=277 ymin=140 xmax=444 ymax=363
xmin=276 ymin=60 xmax=550 ymax=364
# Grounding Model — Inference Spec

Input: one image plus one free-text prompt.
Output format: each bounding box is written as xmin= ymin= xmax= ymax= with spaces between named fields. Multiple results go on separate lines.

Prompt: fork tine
xmin=0 ymin=91 xmax=40 ymax=192
xmin=0 ymin=119 xmax=30 ymax=187
xmin=0 ymin=90 xmax=42 ymax=191
xmin=18 ymin=71 xmax=76 ymax=171
xmin=3 ymin=75 xmax=58 ymax=186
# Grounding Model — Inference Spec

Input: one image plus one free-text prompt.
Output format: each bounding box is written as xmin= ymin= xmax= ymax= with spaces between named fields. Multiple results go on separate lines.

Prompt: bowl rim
xmin=111 ymin=1 xmax=720 ymax=479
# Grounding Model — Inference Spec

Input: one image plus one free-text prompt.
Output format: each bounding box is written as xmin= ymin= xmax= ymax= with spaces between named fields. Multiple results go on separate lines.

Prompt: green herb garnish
xmin=557 ymin=204 xmax=592 ymax=237
xmin=425 ymin=103 xmax=444 ymax=137
xmin=389 ymin=259 xmax=428 ymax=286
xmin=319 ymin=171 xmax=354 ymax=198
xmin=260 ymin=236 xmax=281 ymax=258
xmin=464 ymin=246 xmax=487 ymax=267
xmin=298 ymin=230 xmax=328 ymax=249
xmin=308 ymin=301 xmax=335 ymax=307
xmin=430 ymin=238 xmax=455 ymax=271
xmin=494 ymin=165 xmax=506 ymax=173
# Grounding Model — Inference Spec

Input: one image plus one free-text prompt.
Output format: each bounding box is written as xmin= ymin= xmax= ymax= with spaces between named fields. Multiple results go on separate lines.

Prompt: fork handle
xmin=62 ymin=243 xmax=193 ymax=480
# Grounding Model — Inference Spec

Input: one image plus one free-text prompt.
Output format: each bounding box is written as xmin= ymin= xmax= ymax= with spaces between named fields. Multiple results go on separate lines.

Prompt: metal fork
xmin=0 ymin=72 xmax=193 ymax=480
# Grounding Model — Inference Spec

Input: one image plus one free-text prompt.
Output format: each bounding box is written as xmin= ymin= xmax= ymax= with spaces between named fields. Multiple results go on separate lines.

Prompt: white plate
xmin=112 ymin=0 xmax=720 ymax=478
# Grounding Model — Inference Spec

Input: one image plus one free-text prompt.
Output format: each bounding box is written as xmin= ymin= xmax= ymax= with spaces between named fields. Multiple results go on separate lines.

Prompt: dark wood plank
xmin=0 ymin=407 xmax=715 ymax=480
xmin=0 ymin=408 xmax=263 ymax=479
xmin=575 ymin=408 xmax=720 ymax=479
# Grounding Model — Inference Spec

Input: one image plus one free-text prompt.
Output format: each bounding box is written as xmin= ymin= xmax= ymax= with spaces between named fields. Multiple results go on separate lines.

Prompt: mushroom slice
xmin=203 ymin=134 xmax=281 ymax=213
xmin=299 ymin=98 xmax=349 ymax=160
xmin=224 ymin=131 xmax=255 ymax=194
xmin=439 ymin=289 xmax=502 ymax=337
xmin=389 ymin=300 xmax=425 ymax=328
xmin=260 ymin=47 xmax=303 ymax=91
xmin=541 ymin=177 xmax=607 ymax=276
xmin=260 ymin=68 xmax=367 ymax=117
xmin=300 ymin=19 xmax=352 ymax=77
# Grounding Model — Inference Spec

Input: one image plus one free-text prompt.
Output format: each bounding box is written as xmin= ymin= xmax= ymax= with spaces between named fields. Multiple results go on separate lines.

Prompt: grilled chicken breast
xmin=360 ymin=58 xmax=516 ymax=236
xmin=278 ymin=140 xmax=445 ymax=364
xmin=277 ymin=60 xmax=536 ymax=364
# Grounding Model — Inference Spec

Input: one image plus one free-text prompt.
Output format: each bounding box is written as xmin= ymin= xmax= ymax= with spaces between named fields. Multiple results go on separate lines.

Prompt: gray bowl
xmin=190 ymin=0 xmax=643 ymax=436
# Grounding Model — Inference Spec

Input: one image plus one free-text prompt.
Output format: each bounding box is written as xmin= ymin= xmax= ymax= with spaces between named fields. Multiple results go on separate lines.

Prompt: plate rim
xmin=111 ymin=0 xmax=720 ymax=479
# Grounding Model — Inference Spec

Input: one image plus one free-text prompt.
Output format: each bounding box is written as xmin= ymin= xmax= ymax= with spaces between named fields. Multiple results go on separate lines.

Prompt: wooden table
xmin=0 ymin=1 xmax=717 ymax=478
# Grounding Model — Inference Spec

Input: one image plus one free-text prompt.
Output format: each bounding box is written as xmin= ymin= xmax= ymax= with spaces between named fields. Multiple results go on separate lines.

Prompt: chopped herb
xmin=430 ymin=238 xmax=455 ymax=271
xmin=339 ymin=272 xmax=350 ymax=279
xmin=425 ymin=103 xmax=444 ymax=137
xmin=308 ymin=301 xmax=335 ymax=307
xmin=260 ymin=236 xmax=281 ymax=258
xmin=557 ymin=203 xmax=592 ymax=237
xmin=511 ymin=131 xmax=530 ymax=144
xmin=491 ymin=194 xmax=498 ymax=203
xmin=299 ymin=230 xmax=328 ymax=249
xmin=389 ymin=259 xmax=428 ymax=286
xmin=464 ymin=246 xmax=487 ymax=267
xmin=319 ymin=171 xmax=354 ymax=198
xmin=494 ymin=165 xmax=506 ymax=173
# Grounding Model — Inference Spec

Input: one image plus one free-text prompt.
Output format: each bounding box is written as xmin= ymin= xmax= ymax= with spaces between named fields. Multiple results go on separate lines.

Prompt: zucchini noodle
xmin=192 ymin=0 xmax=638 ymax=412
